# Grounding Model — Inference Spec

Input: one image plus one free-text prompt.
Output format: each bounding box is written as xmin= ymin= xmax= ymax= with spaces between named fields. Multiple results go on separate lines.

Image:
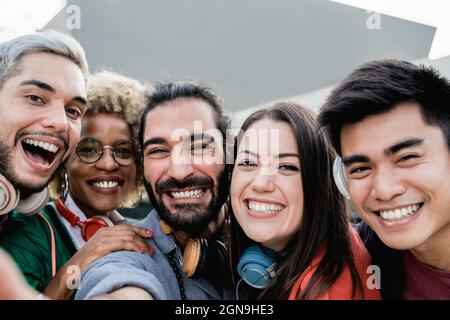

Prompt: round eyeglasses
xmin=76 ymin=137 xmax=137 ymax=166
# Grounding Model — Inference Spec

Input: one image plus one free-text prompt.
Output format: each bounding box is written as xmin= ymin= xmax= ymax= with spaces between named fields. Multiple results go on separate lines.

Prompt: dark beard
xmin=0 ymin=139 xmax=63 ymax=196
xmin=144 ymin=169 xmax=229 ymax=235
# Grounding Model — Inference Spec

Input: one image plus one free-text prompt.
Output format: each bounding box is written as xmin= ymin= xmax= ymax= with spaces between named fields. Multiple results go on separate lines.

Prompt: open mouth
xmin=166 ymin=187 xmax=209 ymax=200
xmin=21 ymin=138 xmax=61 ymax=167
xmin=88 ymin=179 xmax=124 ymax=190
xmin=374 ymin=202 xmax=424 ymax=222
xmin=245 ymin=199 xmax=286 ymax=215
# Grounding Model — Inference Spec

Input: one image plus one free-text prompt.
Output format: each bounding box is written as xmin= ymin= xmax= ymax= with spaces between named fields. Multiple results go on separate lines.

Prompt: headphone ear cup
xmin=0 ymin=174 xmax=19 ymax=215
xmin=82 ymin=215 xmax=114 ymax=241
xmin=15 ymin=187 xmax=49 ymax=216
xmin=183 ymin=238 xmax=228 ymax=281
xmin=160 ymin=219 xmax=173 ymax=235
xmin=182 ymin=238 xmax=202 ymax=277
xmin=237 ymin=245 xmax=277 ymax=289
xmin=333 ymin=156 xmax=350 ymax=200
xmin=202 ymin=239 xmax=228 ymax=280
xmin=194 ymin=238 xmax=209 ymax=278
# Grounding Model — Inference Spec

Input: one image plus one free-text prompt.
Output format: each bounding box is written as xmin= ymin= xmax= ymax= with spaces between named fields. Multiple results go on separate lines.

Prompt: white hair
xmin=0 ymin=29 xmax=89 ymax=89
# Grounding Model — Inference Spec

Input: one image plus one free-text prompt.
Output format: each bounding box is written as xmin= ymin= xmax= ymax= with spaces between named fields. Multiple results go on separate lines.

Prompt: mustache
xmin=156 ymin=176 xmax=214 ymax=194
xmin=15 ymin=130 xmax=68 ymax=150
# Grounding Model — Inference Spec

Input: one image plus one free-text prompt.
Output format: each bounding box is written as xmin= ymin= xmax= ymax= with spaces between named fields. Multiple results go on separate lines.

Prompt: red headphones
xmin=55 ymin=197 xmax=114 ymax=241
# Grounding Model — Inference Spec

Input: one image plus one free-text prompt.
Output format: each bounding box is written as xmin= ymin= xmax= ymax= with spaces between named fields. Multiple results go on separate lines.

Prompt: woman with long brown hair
xmin=229 ymin=102 xmax=380 ymax=300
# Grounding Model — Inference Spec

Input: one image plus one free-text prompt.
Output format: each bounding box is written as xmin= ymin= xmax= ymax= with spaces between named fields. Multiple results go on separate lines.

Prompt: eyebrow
xmin=143 ymin=132 xmax=216 ymax=148
xmin=237 ymin=150 xmax=299 ymax=158
xmin=384 ymin=138 xmax=423 ymax=157
xmin=342 ymin=154 xmax=370 ymax=167
xmin=238 ymin=150 xmax=258 ymax=157
xmin=114 ymin=139 xmax=133 ymax=146
xmin=20 ymin=79 xmax=54 ymax=92
xmin=73 ymin=96 xmax=87 ymax=106
xmin=21 ymin=79 xmax=87 ymax=106
xmin=191 ymin=133 xmax=215 ymax=142
xmin=342 ymin=138 xmax=424 ymax=167
xmin=277 ymin=152 xmax=300 ymax=159
xmin=143 ymin=137 xmax=168 ymax=149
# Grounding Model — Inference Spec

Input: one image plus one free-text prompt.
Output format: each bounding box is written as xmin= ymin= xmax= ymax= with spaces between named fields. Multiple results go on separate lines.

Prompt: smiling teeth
xmin=93 ymin=181 xmax=119 ymax=189
xmin=248 ymin=201 xmax=284 ymax=213
xmin=380 ymin=204 xmax=420 ymax=221
xmin=171 ymin=189 xmax=203 ymax=199
xmin=24 ymin=139 xmax=59 ymax=153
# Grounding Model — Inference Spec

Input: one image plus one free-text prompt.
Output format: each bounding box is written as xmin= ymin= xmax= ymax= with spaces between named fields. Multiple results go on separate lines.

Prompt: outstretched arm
xmin=91 ymin=286 xmax=153 ymax=300
xmin=0 ymin=249 xmax=40 ymax=300
xmin=43 ymin=224 xmax=153 ymax=300
xmin=74 ymin=250 xmax=168 ymax=300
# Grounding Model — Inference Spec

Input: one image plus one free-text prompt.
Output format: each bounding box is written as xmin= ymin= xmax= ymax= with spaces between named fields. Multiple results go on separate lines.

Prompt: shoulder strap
xmin=45 ymin=203 xmax=78 ymax=254
xmin=37 ymin=212 xmax=56 ymax=278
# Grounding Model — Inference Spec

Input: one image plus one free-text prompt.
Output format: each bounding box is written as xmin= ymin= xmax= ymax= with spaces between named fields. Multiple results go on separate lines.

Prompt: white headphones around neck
xmin=332 ymin=156 xmax=351 ymax=200
xmin=0 ymin=174 xmax=49 ymax=216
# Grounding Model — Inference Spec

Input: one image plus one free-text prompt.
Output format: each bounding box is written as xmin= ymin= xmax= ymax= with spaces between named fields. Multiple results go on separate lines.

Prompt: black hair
xmin=318 ymin=59 xmax=450 ymax=155
xmin=138 ymin=80 xmax=230 ymax=152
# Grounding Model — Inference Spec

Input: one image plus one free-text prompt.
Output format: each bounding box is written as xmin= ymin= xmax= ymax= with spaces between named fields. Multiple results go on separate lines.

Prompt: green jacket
xmin=0 ymin=203 xmax=77 ymax=292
